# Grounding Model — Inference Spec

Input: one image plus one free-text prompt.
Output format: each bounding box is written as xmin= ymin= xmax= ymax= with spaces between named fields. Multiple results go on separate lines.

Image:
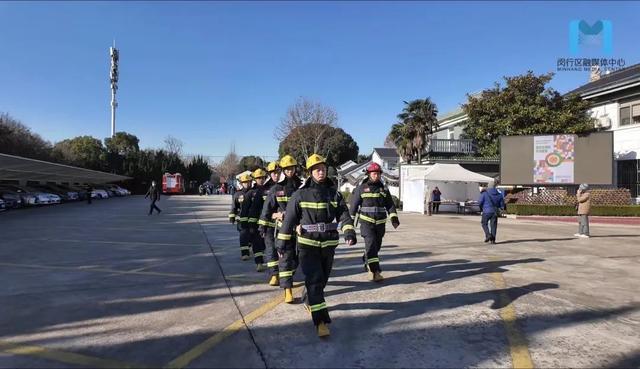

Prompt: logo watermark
xmin=557 ymin=20 xmax=625 ymax=73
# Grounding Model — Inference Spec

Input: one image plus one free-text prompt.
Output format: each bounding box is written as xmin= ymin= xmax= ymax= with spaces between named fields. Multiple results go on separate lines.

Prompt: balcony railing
xmin=429 ymin=139 xmax=476 ymax=154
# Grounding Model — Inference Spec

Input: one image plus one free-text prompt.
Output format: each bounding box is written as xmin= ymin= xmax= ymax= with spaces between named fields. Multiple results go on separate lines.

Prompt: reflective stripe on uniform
xmin=330 ymin=201 xmax=338 ymax=207
xmin=240 ymin=246 xmax=251 ymax=251
xmin=228 ymin=214 xmax=236 ymax=218
xmin=361 ymin=193 xmax=382 ymax=198
xmin=262 ymin=196 xmax=267 ymax=201
xmin=238 ymin=217 xmax=249 ymax=222
xmin=359 ymin=214 xmax=388 ymax=225
xmin=389 ymin=212 xmax=398 ymax=218
xmin=300 ymin=202 xmax=328 ymax=209
xmin=267 ymin=261 xmax=279 ymax=267
xmin=254 ymin=252 xmax=264 ymax=257
xmin=277 ymin=233 xmax=292 ymax=241
xmin=367 ymin=257 xmax=380 ymax=264
xmin=342 ymin=224 xmax=355 ymax=232
xmin=258 ymin=219 xmax=276 ymax=227
xmin=310 ymin=302 xmax=327 ymax=312
xmin=276 ymin=196 xmax=290 ymax=202
xmin=279 ymin=270 xmax=294 ymax=278
xmin=248 ymin=218 xmax=258 ymax=223
xmin=297 ymin=237 xmax=339 ymax=248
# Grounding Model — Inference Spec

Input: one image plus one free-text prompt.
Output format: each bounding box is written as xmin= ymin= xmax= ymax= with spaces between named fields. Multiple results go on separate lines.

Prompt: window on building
xmin=620 ymin=100 xmax=640 ymax=126
xmin=448 ymin=129 xmax=455 ymax=140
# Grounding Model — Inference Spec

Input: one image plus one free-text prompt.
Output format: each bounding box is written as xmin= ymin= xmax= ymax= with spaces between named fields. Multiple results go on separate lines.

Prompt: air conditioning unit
xmin=596 ymin=116 xmax=612 ymax=129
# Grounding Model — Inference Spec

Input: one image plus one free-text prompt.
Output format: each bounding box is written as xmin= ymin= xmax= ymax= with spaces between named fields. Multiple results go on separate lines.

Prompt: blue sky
xmin=1 ymin=1 xmax=639 ymax=161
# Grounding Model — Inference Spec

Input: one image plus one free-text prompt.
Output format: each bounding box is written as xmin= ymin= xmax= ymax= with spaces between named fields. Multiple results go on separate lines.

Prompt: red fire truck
xmin=162 ymin=173 xmax=185 ymax=194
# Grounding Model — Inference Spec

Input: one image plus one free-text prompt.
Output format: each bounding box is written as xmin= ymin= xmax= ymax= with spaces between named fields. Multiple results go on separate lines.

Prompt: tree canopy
xmin=278 ymin=124 xmax=358 ymax=168
xmin=462 ymin=71 xmax=596 ymax=157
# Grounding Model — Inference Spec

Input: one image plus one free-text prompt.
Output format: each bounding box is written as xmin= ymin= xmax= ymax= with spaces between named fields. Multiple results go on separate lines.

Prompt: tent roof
xmin=423 ymin=163 xmax=494 ymax=183
xmin=0 ymin=153 xmax=130 ymax=184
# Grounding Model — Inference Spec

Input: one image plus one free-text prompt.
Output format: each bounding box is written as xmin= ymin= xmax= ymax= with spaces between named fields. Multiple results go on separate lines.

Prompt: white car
xmin=92 ymin=189 xmax=110 ymax=199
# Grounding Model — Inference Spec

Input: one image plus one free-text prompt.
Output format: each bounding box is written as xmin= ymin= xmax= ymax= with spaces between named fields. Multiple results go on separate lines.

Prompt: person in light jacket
xmin=575 ymin=184 xmax=591 ymax=238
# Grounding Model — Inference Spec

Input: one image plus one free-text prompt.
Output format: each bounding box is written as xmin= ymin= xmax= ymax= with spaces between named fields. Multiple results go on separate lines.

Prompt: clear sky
xmin=1 ymin=1 xmax=639 ymax=162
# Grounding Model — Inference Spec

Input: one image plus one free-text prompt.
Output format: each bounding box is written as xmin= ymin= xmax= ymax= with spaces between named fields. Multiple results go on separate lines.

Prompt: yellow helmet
xmin=305 ymin=154 xmax=326 ymax=170
xmin=279 ymin=155 xmax=297 ymax=168
xmin=239 ymin=173 xmax=253 ymax=183
xmin=266 ymin=161 xmax=279 ymax=172
xmin=252 ymin=168 xmax=267 ymax=179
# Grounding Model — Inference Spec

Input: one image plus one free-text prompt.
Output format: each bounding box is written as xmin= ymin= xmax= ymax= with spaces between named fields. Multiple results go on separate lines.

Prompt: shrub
xmin=506 ymin=204 xmax=640 ymax=217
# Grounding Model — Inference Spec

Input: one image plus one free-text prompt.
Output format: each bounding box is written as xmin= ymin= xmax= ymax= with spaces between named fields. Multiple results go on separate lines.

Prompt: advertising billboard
xmin=500 ymin=132 xmax=613 ymax=185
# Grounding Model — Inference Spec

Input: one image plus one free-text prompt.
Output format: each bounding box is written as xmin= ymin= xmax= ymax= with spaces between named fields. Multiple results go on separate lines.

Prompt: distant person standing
xmin=145 ymin=181 xmax=162 ymax=215
xmin=478 ymin=183 xmax=505 ymax=244
xmin=431 ymin=187 xmax=442 ymax=214
xmin=85 ymin=184 xmax=93 ymax=205
xmin=575 ymin=184 xmax=591 ymax=238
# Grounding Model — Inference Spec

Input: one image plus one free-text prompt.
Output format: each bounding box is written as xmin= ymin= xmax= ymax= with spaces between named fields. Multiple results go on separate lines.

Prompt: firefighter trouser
xmin=278 ymin=245 xmax=298 ymax=289
xmin=263 ymin=227 xmax=279 ymax=276
xmin=239 ymin=226 xmax=252 ymax=257
xmin=360 ymin=222 xmax=385 ymax=273
xmin=299 ymin=245 xmax=336 ymax=326
xmin=249 ymin=228 xmax=265 ymax=265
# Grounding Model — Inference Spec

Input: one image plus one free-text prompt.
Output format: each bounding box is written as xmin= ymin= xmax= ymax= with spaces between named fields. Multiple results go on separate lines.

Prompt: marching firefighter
xmin=349 ymin=162 xmax=399 ymax=282
xmin=259 ymin=155 xmax=302 ymax=302
xmin=276 ymin=154 xmax=357 ymax=338
xmin=229 ymin=173 xmax=253 ymax=261
xmin=258 ymin=161 xmax=282 ymax=286
xmin=241 ymin=168 xmax=268 ymax=271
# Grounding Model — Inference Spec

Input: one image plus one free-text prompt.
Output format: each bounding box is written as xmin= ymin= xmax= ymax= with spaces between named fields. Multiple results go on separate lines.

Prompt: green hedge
xmin=507 ymin=204 xmax=640 ymax=217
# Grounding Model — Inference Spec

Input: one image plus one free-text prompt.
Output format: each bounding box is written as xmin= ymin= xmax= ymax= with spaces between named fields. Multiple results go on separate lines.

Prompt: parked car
xmin=0 ymin=198 xmax=6 ymax=212
xmin=91 ymin=187 xmax=110 ymax=199
xmin=0 ymin=189 xmax=24 ymax=209
xmin=21 ymin=186 xmax=62 ymax=204
xmin=33 ymin=184 xmax=79 ymax=202
xmin=106 ymin=185 xmax=130 ymax=196
xmin=0 ymin=185 xmax=42 ymax=206
xmin=64 ymin=185 xmax=93 ymax=200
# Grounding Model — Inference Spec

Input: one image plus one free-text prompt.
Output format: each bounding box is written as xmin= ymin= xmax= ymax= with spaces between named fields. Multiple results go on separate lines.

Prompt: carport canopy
xmin=0 ymin=153 xmax=130 ymax=184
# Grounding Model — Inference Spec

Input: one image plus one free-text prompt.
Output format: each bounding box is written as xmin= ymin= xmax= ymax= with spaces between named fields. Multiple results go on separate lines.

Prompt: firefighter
xmin=229 ymin=173 xmax=253 ymax=261
xmin=259 ymin=155 xmax=301 ymax=302
xmin=349 ymin=162 xmax=399 ymax=282
xmin=276 ymin=154 xmax=357 ymax=338
xmin=258 ymin=161 xmax=282 ymax=286
xmin=240 ymin=168 xmax=269 ymax=271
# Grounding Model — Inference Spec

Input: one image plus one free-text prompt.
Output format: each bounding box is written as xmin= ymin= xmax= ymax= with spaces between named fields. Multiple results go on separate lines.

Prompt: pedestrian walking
xmin=229 ymin=174 xmax=253 ymax=260
xmin=478 ymin=182 xmax=505 ymax=244
xmin=85 ymin=184 xmax=93 ymax=204
xmin=349 ymin=162 xmax=399 ymax=282
xmin=575 ymin=183 xmax=591 ymax=238
xmin=260 ymin=155 xmax=302 ymax=302
xmin=145 ymin=181 xmax=162 ymax=215
xmin=276 ymin=154 xmax=357 ymax=338
xmin=431 ymin=186 xmax=442 ymax=214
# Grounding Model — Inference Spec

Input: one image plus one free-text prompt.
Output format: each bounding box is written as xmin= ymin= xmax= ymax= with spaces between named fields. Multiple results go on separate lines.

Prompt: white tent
xmin=401 ymin=164 xmax=495 ymax=213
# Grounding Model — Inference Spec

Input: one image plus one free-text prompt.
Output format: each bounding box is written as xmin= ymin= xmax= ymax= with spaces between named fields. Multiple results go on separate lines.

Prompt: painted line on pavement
xmin=489 ymin=262 xmax=534 ymax=369
xmin=0 ymin=340 xmax=145 ymax=368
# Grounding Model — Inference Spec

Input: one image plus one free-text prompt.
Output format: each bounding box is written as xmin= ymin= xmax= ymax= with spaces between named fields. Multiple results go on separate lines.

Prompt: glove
xmin=391 ymin=217 xmax=400 ymax=229
xmin=345 ymin=234 xmax=357 ymax=246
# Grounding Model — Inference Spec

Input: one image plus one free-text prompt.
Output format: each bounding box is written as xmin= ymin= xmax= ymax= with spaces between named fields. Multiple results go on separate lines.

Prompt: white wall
xmin=590 ymin=102 xmax=640 ymax=160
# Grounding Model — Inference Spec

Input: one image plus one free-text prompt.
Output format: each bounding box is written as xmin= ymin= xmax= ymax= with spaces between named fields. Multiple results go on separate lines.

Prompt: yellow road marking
xmin=0 ymin=262 xmax=209 ymax=279
xmin=164 ymin=288 xmax=298 ymax=369
xmin=0 ymin=340 xmax=144 ymax=368
xmin=129 ymin=254 xmax=207 ymax=273
xmin=489 ymin=270 xmax=534 ymax=369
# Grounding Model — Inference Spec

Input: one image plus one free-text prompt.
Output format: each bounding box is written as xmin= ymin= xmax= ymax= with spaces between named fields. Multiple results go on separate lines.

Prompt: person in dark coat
xmin=478 ymin=182 xmax=505 ymax=244
xmin=85 ymin=184 xmax=93 ymax=204
xmin=145 ymin=181 xmax=162 ymax=215
xmin=431 ymin=187 xmax=442 ymax=214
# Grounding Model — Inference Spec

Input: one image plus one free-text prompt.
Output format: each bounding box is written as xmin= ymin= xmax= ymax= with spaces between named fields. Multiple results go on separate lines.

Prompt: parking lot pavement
xmin=1 ymin=195 xmax=639 ymax=368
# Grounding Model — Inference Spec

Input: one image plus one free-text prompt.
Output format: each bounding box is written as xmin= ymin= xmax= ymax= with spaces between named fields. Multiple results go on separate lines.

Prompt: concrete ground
xmin=0 ymin=195 xmax=638 ymax=368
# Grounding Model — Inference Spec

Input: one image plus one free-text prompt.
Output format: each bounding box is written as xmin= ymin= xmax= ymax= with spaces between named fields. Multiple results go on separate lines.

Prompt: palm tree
xmin=386 ymin=122 xmax=414 ymax=163
xmin=397 ymin=99 xmax=439 ymax=163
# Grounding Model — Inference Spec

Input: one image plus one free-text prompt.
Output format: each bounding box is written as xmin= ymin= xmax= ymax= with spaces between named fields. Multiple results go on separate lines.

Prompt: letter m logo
xmin=569 ymin=20 xmax=612 ymax=55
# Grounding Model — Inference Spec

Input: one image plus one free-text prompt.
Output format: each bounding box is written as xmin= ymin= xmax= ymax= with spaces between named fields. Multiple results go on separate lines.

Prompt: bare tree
xmin=215 ymin=148 xmax=241 ymax=182
xmin=274 ymin=97 xmax=338 ymax=160
xmin=163 ymin=135 xmax=184 ymax=156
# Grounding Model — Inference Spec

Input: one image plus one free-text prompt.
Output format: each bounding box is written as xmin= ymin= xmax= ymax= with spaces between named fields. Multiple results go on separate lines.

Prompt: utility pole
xmin=109 ymin=40 xmax=119 ymax=137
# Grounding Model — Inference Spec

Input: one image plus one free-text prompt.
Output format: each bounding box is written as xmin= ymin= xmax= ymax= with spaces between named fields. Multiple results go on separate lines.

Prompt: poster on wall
xmin=533 ymin=134 xmax=575 ymax=184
